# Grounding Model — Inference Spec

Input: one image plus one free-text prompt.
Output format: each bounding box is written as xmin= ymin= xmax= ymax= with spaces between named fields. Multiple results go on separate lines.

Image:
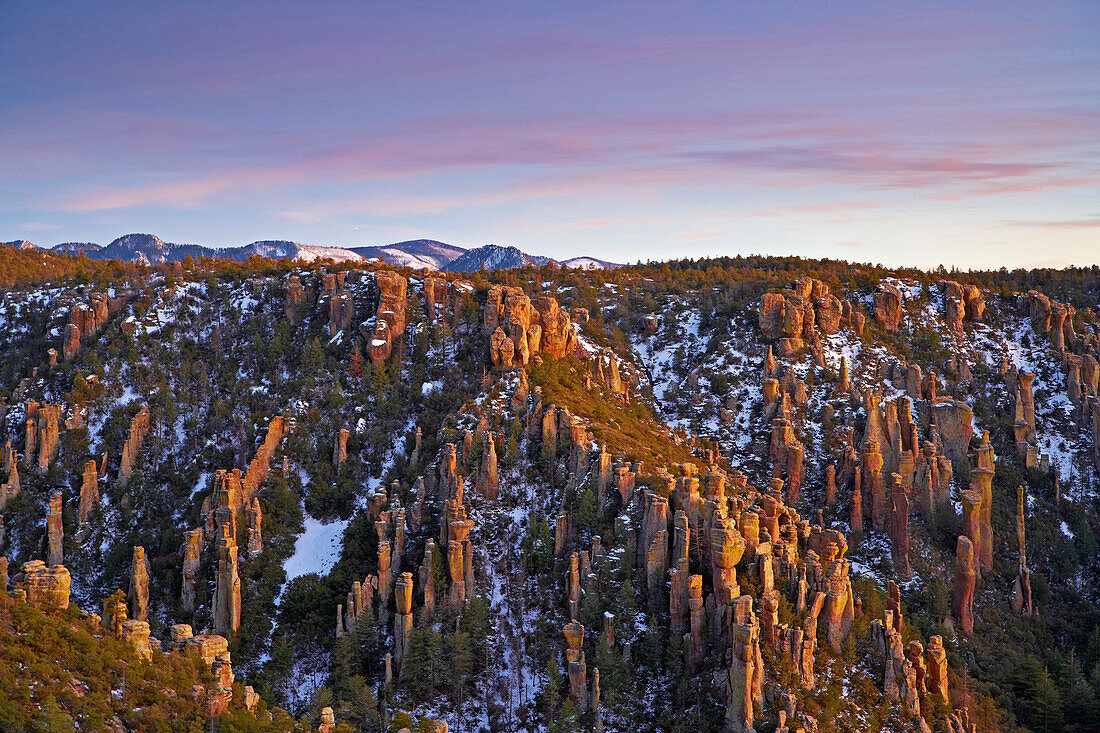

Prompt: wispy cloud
xmin=1005 ymin=216 xmax=1100 ymax=229
xmin=275 ymin=210 xmax=322 ymax=223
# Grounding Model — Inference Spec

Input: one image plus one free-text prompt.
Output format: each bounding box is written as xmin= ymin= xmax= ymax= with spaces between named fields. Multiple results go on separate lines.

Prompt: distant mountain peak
xmin=443 ymin=244 xmax=554 ymax=273
xmin=2 ymin=239 xmax=40 ymax=251
xmin=351 ymin=239 xmax=467 ymax=270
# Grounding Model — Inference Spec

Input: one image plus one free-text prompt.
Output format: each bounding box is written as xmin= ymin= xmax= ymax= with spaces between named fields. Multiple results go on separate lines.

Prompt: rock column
xmin=727 ymin=604 xmax=762 ymax=733
xmin=1012 ymin=486 xmax=1033 ymax=616
xmin=78 ymin=460 xmax=99 ymax=525
xmin=181 ymin=529 xmax=202 ymax=614
xmin=564 ymin=621 xmax=587 ymax=712
xmin=972 ymin=467 xmax=994 ymax=572
xmin=688 ymin=574 xmax=706 ymax=664
xmin=952 ymin=536 xmax=976 ymax=635
xmin=334 ymin=428 xmax=348 ymax=470
xmin=118 ymin=405 xmax=150 ymax=485
xmin=213 ymin=524 xmax=241 ymax=635
xmin=394 ymin=572 xmax=413 ymax=673
xmin=889 ymin=475 xmax=911 ymax=579
xmin=926 ymin=635 xmax=950 ymax=705
xmin=478 ymin=433 xmax=498 ymax=499
xmin=247 ymin=498 xmax=263 ymax=558
xmin=47 ymin=491 xmax=63 ymax=567
xmin=129 ymin=545 xmax=149 ymax=622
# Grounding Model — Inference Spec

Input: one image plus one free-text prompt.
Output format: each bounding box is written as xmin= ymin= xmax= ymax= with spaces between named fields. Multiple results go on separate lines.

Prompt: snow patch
xmin=282 ymin=516 xmax=350 ymax=581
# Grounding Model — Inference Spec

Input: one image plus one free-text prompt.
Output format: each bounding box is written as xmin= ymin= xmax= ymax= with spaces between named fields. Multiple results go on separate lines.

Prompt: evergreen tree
xmin=448 ymin=628 xmax=473 ymax=707
xmin=542 ymin=653 xmax=563 ymax=724
xmin=402 ymin=628 xmax=443 ymax=701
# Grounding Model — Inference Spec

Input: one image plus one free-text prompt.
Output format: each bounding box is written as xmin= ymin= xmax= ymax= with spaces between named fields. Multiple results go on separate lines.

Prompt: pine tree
xmin=330 ymin=633 xmax=356 ymax=701
xmin=348 ymin=344 xmax=364 ymax=387
xmin=542 ymin=653 xmax=563 ymax=723
xmin=402 ymin=628 xmax=443 ymax=701
xmin=449 ymin=628 xmax=473 ymax=707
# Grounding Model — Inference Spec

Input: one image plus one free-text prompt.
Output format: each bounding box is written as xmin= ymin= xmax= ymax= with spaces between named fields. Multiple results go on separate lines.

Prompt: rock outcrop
xmin=61 ymin=292 xmax=111 ymax=361
xmin=564 ymin=620 xmax=588 ymax=712
xmin=943 ymin=281 xmax=985 ymax=331
xmin=485 ymin=285 xmax=578 ymax=366
xmin=369 ymin=270 xmax=408 ymax=364
xmin=873 ymin=283 xmax=903 ymax=332
xmin=284 ymin=275 xmax=304 ymax=322
xmin=14 ymin=560 xmax=71 ymax=609
xmin=320 ymin=272 xmax=355 ymax=336
xmin=932 ymin=399 xmax=974 ymax=475
xmin=758 ymin=278 xmax=856 ymax=356
xmin=78 ymin=459 xmax=99 ymax=526
xmin=118 ymin=405 xmax=150 ymax=485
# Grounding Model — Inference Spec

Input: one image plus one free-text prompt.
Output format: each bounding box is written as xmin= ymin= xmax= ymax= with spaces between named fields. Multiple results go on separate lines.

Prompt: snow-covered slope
xmin=288 ymin=244 xmax=364 ymax=264
xmin=561 ymin=256 xmax=621 ymax=270
xmin=443 ymin=244 xmax=554 ymax=272
xmin=2 ymin=239 xmax=40 ymax=251
xmin=352 ymin=239 xmax=466 ymax=270
xmin=52 ymin=242 xmax=104 ymax=256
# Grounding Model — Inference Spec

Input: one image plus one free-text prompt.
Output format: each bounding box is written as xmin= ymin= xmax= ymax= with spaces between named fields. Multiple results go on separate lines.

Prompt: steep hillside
xmin=1 ymin=255 xmax=1100 ymax=731
xmin=0 ymin=591 xmax=296 ymax=731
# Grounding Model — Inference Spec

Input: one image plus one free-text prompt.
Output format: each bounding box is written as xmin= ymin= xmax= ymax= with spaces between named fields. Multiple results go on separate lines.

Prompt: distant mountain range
xmin=3 ymin=235 xmax=621 ymax=272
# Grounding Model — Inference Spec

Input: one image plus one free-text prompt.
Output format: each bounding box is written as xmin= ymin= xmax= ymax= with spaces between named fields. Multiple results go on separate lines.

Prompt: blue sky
xmin=1 ymin=0 xmax=1097 ymax=268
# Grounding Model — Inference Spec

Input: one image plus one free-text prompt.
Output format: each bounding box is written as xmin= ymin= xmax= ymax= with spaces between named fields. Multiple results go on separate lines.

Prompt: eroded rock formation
xmin=118 ymin=405 xmax=150 ymax=485
xmin=129 ymin=545 xmax=149 ymax=623
xmin=873 ymin=283 xmax=903 ymax=332
xmin=369 ymin=270 xmax=408 ymax=364
xmin=953 ymin=536 xmax=976 ymax=635
xmin=47 ymin=491 xmax=63 ymax=567
xmin=485 ymin=285 xmax=578 ymax=366
xmin=213 ymin=523 xmax=241 ymax=635
xmin=14 ymin=560 xmax=70 ymax=609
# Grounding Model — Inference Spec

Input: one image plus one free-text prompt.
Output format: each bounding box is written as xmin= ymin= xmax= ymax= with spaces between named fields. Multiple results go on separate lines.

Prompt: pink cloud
xmin=275 ymin=211 xmax=323 ymax=223
xmin=1006 ymin=217 xmax=1100 ymax=229
xmin=37 ymin=105 xmax=1098 ymax=215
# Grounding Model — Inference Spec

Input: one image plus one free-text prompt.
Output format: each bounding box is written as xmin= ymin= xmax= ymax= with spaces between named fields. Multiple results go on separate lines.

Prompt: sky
xmin=1 ymin=0 xmax=1098 ymax=269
